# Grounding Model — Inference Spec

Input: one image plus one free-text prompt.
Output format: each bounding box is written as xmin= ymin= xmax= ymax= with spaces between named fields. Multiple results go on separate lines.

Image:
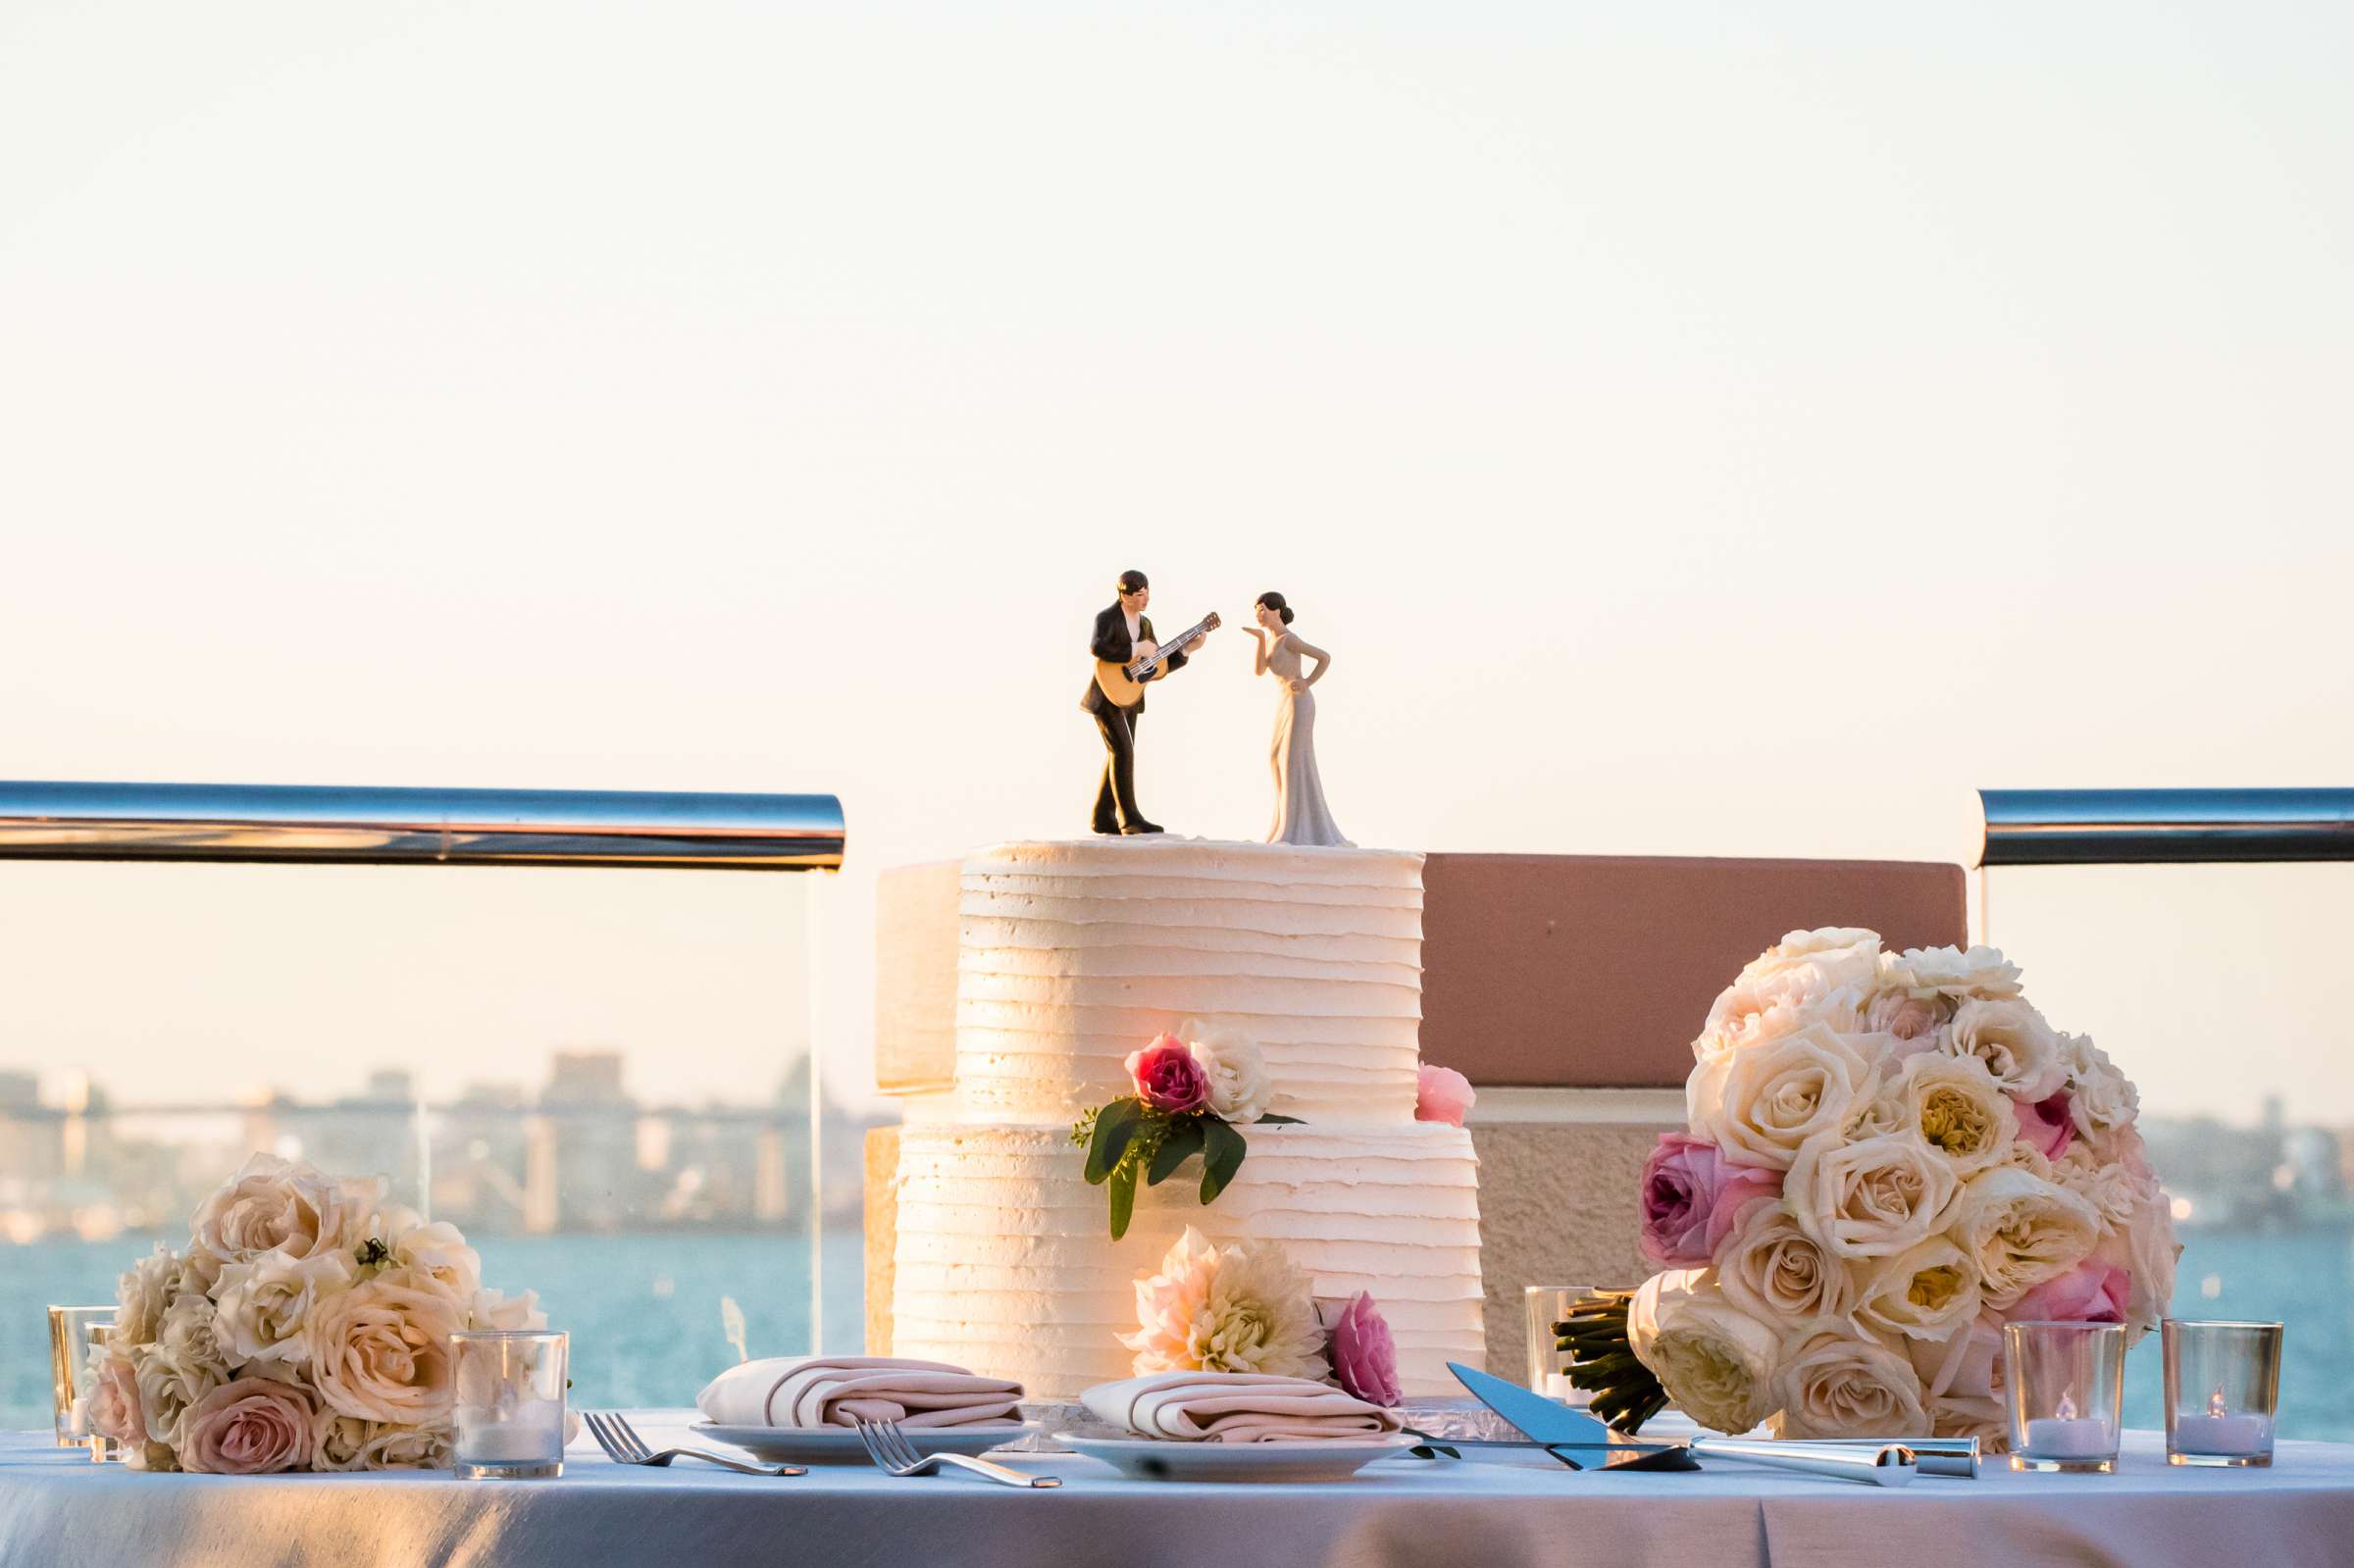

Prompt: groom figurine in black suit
xmin=1082 ymin=569 xmax=1206 ymax=835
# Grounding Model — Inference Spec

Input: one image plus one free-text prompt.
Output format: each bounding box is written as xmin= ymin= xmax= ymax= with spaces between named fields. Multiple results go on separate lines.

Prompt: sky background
xmin=2 ymin=0 xmax=2349 ymax=1122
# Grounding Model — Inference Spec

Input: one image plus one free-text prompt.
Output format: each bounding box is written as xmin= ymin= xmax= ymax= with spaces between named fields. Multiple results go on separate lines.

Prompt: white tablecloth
xmin=5 ymin=1416 xmax=2353 ymax=1568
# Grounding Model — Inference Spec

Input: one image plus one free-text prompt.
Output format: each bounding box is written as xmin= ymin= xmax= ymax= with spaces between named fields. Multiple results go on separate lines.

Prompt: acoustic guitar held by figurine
xmin=1094 ymin=612 xmax=1220 ymax=707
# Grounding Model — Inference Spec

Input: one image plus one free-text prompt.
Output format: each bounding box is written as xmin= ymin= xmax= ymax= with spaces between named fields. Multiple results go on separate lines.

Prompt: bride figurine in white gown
xmin=1249 ymin=591 xmax=1353 ymax=847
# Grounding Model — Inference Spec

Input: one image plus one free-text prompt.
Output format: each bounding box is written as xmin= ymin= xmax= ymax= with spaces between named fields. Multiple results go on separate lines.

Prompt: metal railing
xmin=0 ymin=778 xmax=845 ymax=1348
xmin=0 ymin=781 xmax=844 ymax=870
xmin=1979 ymin=788 xmax=2354 ymax=866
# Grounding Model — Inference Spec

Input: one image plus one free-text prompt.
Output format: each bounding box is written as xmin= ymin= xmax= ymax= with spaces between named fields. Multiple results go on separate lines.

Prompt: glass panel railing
xmin=0 ymin=784 xmax=855 ymax=1432
xmin=1989 ymin=859 xmax=2354 ymax=1440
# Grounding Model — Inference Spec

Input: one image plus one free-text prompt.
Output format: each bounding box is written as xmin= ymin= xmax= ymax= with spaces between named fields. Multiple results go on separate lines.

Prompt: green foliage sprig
xmin=1072 ymin=1096 xmax=1303 ymax=1239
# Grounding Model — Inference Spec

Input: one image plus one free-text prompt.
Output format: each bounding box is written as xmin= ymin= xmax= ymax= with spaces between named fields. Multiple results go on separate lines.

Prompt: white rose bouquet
xmin=1562 ymin=929 xmax=2177 ymax=1449
xmin=82 ymin=1152 xmax=545 ymax=1473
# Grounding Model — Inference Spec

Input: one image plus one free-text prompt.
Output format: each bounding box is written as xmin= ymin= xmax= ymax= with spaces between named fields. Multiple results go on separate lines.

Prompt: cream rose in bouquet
xmin=87 ymin=1152 xmax=545 ymax=1474
xmin=1567 ymin=930 xmax=2178 ymax=1450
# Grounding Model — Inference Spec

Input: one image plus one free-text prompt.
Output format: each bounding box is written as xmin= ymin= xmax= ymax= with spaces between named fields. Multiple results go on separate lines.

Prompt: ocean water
xmin=2 ymin=1231 xmax=868 ymax=1431
xmin=10 ymin=1227 xmax=2349 ymax=1439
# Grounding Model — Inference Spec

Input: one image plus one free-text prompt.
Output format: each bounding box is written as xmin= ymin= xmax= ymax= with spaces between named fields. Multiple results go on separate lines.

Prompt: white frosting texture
xmin=892 ymin=1123 xmax=1485 ymax=1399
xmin=890 ymin=837 xmax=1487 ymax=1398
xmin=953 ymin=838 xmax=1426 ymax=1125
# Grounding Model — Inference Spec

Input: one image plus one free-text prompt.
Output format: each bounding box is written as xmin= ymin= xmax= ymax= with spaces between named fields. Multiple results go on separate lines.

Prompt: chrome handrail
xmin=0 ymin=781 xmax=843 ymax=871
xmin=1978 ymin=788 xmax=2354 ymax=867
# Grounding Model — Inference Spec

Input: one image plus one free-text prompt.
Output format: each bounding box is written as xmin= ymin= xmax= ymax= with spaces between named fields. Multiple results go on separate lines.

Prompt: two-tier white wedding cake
xmin=888 ymin=837 xmax=1485 ymax=1399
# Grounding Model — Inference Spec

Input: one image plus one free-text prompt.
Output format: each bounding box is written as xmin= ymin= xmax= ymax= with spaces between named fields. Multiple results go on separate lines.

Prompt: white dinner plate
xmin=1055 ymin=1433 xmax=1416 ymax=1483
xmin=692 ymin=1422 xmax=1031 ymax=1465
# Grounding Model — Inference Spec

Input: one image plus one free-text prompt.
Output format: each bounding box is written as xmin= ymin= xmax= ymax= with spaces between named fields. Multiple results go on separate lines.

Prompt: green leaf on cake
xmin=1199 ymin=1117 xmax=1249 ymax=1204
xmin=1148 ymin=1120 xmax=1206 ymax=1185
xmin=1254 ymin=1113 xmax=1304 ymax=1125
xmin=1084 ymin=1097 xmax=1149 ymax=1185
xmin=1106 ymin=1159 xmax=1141 ymax=1239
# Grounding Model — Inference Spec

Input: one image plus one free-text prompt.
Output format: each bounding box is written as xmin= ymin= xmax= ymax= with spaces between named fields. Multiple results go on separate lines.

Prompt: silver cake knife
xmin=1449 ymin=1363 xmax=1921 ymax=1487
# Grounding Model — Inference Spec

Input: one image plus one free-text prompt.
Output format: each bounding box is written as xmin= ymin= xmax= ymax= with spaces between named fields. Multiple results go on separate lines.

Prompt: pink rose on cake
xmin=1125 ymin=1036 xmax=1211 ymax=1114
xmin=1415 ymin=1064 xmax=1475 ymax=1127
xmin=1079 ymin=1029 xmax=1305 ymax=1239
xmin=1320 ymin=1291 xmax=1403 ymax=1407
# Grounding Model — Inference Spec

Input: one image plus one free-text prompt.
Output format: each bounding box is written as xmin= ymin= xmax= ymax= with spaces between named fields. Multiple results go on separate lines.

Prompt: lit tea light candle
xmin=456 ymin=1399 xmax=566 ymax=1464
xmin=2172 ymin=1386 xmax=2272 ymax=1456
xmin=2024 ymin=1392 xmax=2115 ymax=1460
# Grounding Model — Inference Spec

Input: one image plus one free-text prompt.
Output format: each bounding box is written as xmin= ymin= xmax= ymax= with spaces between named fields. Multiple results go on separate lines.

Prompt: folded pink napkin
xmin=696 ymin=1356 xmax=1025 ymax=1430
xmin=1081 ymin=1373 xmax=1405 ymax=1443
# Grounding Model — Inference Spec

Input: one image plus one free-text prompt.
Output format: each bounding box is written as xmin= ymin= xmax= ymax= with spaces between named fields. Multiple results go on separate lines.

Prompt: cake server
xmin=1448 ymin=1363 xmax=1919 ymax=1487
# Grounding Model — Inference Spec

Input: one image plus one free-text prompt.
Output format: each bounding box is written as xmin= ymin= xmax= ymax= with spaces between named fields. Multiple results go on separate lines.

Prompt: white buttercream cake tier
xmin=952 ymin=838 xmax=1426 ymax=1125
xmin=890 ymin=1121 xmax=1484 ymax=1399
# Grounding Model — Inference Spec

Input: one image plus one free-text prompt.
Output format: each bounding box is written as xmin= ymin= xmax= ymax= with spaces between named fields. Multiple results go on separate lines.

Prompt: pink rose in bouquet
xmin=1415 ymin=1064 xmax=1475 ymax=1127
xmin=1124 ymin=1036 xmax=1211 ymax=1115
xmin=1322 ymin=1291 xmax=1403 ymax=1407
xmin=179 ymin=1376 xmax=319 ymax=1475
xmin=2012 ymin=1088 xmax=2075 ymax=1161
xmin=1639 ymin=1133 xmax=1783 ymax=1268
xmin=2007 ymin=1259 xmax=2127 ymax=1325
xmin=83 ymin=1352 xmax=145 ymax=1445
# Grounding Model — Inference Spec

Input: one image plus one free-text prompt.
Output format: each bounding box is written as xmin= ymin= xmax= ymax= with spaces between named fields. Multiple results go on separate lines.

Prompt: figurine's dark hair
xmin=1255 ymin=591 xmax=1294 ymax=626
xmin=1117 ymin=570 xmax=1150 ymax=594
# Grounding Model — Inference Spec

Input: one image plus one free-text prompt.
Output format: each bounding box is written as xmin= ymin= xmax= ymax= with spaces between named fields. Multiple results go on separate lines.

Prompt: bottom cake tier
xmin=890 ymin=1120 xmax=1485 ymax=1399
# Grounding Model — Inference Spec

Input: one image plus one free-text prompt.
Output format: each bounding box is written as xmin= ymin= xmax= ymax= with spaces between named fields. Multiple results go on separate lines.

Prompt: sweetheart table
xmin=5 ymin=1417 xmax=2353 ymax=1568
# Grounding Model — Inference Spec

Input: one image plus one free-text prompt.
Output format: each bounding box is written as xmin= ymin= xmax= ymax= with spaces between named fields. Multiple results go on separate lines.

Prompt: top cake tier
xmin=952 ymin=838 xmax=1426 ymax=1126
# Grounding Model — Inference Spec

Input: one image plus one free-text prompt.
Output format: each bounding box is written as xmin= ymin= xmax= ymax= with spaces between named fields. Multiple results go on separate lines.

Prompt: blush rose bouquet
xmin=83 ymin=1152 xmax=546 ymax=1473
xmin=1563 ymin=930 xmax=2178 ymax=1450
xmin=1072 ymin=1021 xmax=1300 ymax=1239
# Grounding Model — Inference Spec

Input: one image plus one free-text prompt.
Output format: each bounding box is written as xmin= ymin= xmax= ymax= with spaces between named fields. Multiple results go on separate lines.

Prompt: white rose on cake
xmin=1176 ymin=1020 xmax=1274 ymax=1125
xmin=1627 ymin=1269 xmax=1781 ymax=1437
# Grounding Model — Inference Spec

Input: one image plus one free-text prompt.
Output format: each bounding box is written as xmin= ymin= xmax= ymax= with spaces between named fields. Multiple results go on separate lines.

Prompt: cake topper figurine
xmin=1082 ymin=570 xmax=1218 ymax=835
xmin=1250 ymin=591 xmax=1351 ymax=846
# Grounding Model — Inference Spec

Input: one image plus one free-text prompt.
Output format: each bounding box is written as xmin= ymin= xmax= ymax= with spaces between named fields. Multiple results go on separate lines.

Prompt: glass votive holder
xmin=47 ymin=1306 xmax=114 ymax=1450
xmin=1524 ymin=1285 xmax=1597 ymax=1399
xmin=2164 ymin=1319 xmax=2282 ymax=1468
xmin=2004 ymin=1320 xmax=2125 ymax=1474
xmin=451 ymin=1330 xmax=568 ymax=1479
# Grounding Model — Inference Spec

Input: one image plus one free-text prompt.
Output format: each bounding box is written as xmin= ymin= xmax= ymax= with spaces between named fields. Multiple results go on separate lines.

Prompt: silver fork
xmin=584 ymin=1411 xmax=806 ymax=1477
xmin=851 ymin=1418 xmax=1060 ymax=1489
